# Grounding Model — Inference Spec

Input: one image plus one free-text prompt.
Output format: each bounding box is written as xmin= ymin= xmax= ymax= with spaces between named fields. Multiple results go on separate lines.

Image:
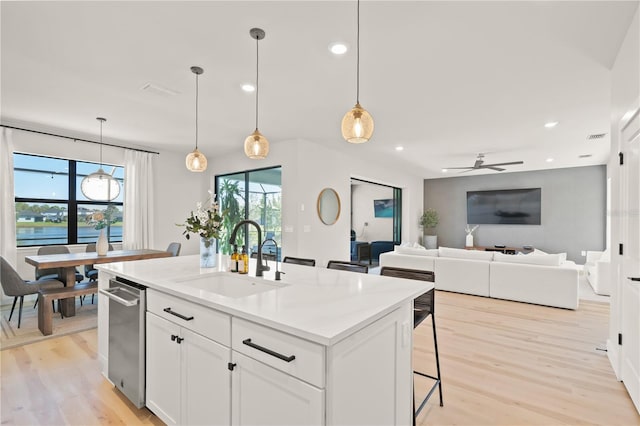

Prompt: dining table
xmin=25 ymin=249 xmax=172 ymax=317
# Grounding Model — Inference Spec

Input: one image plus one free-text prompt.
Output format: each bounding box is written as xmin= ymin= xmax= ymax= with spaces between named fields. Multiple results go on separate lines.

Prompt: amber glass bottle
xmin=230 ymin=245 xmax=239 ymax=273
xmin=239 ymin=245 xmax=249 ymax=274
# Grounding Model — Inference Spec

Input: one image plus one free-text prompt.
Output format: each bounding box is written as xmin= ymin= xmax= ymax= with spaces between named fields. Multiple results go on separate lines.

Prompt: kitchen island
xmin=97 ymin=255 xmax=432 ymax=425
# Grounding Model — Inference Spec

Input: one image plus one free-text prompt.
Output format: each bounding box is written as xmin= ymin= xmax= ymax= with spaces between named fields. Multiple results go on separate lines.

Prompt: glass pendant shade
xmin=186 ymin=65 xmax=207 ymax=172
xmin=244 ymin=129 xmax=269 ymax=159
xmin=81 ymin=168 xmax=121 ymax=201
xmin=185 ymin=148 xmax=207 ymax=172
xmin=341 ymin=102 xmax=374 ymax=143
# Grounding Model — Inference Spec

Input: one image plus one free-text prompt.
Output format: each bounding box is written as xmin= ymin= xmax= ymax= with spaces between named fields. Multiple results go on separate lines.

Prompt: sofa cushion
xmin=439 ymin=246 xmax=495 ymax=261
xmin=494 ymin=251 xmax=566 ymax=266
xmin=395 ymin=246 xmax=439 ymax=257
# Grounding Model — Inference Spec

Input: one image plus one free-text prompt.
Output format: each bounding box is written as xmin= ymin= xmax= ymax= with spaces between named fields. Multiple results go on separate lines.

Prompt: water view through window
xmin=14 ymin=153 xmax=124 ymax=246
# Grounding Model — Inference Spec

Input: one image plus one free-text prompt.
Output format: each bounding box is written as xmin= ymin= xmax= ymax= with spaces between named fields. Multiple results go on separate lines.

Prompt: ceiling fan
xmin=445 ymin=153 xmax=524 ymax=172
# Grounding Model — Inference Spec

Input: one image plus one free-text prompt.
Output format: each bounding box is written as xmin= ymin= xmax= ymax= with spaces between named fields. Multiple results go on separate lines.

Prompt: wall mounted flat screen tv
xmin=467 ymin=188 xmax=541 ymax=225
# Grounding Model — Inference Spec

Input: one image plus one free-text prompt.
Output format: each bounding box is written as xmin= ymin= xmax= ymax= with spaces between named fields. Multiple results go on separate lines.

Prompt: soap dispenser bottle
xmin=230 ymin=245 xmax=239 ymax=273
xmin=239 ymin=245 xmax=248 ymax=274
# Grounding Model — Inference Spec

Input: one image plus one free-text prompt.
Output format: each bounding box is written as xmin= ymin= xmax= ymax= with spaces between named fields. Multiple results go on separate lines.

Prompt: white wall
xmin=211 ymin=138 xmax=424 ymax=268
xmin=351 ymin=182 xmax=393 ymax=242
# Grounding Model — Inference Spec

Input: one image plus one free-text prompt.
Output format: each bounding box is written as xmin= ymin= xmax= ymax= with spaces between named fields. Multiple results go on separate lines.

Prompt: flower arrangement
xmin=178 ymin=193 xmax=223 ymax=247
xmin=85 ymin=210 xmax=118 ymax=230
xmin=465 ymin=224 xmax=479 ymax=235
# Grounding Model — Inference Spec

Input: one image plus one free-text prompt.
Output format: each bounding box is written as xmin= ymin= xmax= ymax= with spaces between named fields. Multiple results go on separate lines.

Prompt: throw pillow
xmin=395 ymin=246 xmax=438 ymax=257
xmin=494 ymin=252 xmax=563 ymax=266
xmin=438 ymin=246 xmax=495 ymax=261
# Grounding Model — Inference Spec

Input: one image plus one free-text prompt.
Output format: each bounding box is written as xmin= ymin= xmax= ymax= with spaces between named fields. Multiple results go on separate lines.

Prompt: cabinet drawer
xmin=232 ymin=318 xmax=325 ymax=388
xmin=147 ymin=289 xmax=230 ymax=346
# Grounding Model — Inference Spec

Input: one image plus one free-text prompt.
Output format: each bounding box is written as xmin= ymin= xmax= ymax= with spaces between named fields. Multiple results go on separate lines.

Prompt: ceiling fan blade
xmin=481 ymin=161 xmax=524 ymax=167
xmin=445 ymin=166 xmax=475 ymax=170
xmin=486 ymin=167 xmax=506 ymax=171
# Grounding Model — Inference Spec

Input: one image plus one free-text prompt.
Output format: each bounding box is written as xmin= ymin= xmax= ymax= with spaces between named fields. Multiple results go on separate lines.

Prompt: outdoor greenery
xmin=218 ymin=179 xmax=245 ymax=255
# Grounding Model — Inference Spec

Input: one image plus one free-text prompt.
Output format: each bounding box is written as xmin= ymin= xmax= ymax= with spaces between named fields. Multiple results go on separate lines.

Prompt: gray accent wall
xmin=424 ymin=165 xmax=606 ymax=263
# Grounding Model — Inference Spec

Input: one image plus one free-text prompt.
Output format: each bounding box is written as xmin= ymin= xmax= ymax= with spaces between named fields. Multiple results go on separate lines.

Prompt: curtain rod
xmin=1 ymin=124 xmax=160 ymax=155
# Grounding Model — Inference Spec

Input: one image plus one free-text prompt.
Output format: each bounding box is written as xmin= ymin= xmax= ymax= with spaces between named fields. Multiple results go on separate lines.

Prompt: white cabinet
xmin=146 ymin=290 xmax=231 ymax=426
xmin=143 ymin=288 xmax=413 ymax=425
xmin=231 ymin=351 xmax=324 ymax=425
xmin=146 ymin=312 xmax=181 ymax=425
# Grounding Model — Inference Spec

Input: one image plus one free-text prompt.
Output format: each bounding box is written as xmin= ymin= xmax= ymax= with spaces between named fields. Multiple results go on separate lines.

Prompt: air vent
xmin=578 ymin=154 xmax=593 ymax=158
xmin=587 ymin=133 xmax=606 ymax=140
xmin=140 ymin=82 xmax=179 ymax=96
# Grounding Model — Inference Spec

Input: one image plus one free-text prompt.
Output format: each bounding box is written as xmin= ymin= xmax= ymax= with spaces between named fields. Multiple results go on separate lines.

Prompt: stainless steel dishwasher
xmin=99 ymin=276 xmax=146 ymax=408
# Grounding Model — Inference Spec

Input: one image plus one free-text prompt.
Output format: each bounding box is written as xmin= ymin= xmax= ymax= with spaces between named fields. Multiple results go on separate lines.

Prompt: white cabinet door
xmin=146 ymin=312 xmax=181 ymax=425
xmin=231 ymin=351 xmax=324 ymax=426
xmin=182 ymin=328 xmax=231 ymax=426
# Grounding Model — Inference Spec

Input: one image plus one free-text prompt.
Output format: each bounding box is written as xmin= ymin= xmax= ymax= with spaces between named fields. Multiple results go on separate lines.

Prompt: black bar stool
xmin=380 ymin=266 xmax=443 ymax=424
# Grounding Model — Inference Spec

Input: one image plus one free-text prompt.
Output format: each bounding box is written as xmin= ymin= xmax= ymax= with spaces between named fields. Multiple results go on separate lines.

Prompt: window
xmin=14 ymin=153 xmax=124 ymax=246
xmin=216 ymin=167 xmax=282 ymax=259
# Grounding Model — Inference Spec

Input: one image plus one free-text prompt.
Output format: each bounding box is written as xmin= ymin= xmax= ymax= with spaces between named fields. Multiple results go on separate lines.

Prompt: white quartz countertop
xmin=97 ymin=255 xmax=432 ymax=345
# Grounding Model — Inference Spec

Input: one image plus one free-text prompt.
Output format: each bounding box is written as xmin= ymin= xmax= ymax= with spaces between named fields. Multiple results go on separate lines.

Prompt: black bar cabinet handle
xmin=629 ymin=277 xmax=640 ymax=282
xmin=242 ymin=338 xmax=296 ymax=362
xmin=163 ymin=307 xmax=194 ymax=321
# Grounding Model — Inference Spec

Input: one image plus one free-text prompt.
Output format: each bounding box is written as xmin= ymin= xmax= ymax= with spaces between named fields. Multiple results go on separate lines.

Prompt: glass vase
xmin=465 ymin=234 xmax=474 ymax=248
xmin=200 ymin=237 xmax=217 ymax=268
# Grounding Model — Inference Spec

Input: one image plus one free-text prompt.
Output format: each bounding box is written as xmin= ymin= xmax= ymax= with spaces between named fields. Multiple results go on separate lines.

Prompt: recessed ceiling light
xmin=544 ymin=121 xmax=559 ymax=128
xmin=395 ymin=146 xmax=404 ymax=151
xmin=441 ymin=168 xmax=448 ymax=173
xmin=546 ymin=158 xmax=554 ymax=162
xmin=241 ymin=83 xmax=255 ymax=92
xmin=329 ymin=42 xmax=348 ymax=55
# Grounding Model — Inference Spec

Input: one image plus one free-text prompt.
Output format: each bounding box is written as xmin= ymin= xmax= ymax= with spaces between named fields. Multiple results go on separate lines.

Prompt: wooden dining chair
xmin=326 ymin=260 xmax=368 ymax=274
xmin=35 ymin=246 xmax=84 ymax=283
xmin=1 ymin=256 xmax=64 ymax=328
xmin=282 ymin=256 xmax=316 ymax=267
xmin=379 ymin=266 xmax=442 ymax=423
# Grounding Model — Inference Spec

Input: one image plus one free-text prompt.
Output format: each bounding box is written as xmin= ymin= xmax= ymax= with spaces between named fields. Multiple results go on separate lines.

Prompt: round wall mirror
xmin=317 ymin=188 xmax=341 ymax=225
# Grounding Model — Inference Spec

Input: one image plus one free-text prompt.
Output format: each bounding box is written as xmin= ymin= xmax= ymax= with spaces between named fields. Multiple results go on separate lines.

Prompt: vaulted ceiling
xmin=2 ymin=1 xmax=637 ymax=178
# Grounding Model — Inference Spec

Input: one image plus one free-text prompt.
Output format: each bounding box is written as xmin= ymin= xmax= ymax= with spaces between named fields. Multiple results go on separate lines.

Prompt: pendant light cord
xmin=99 ymin=118 xmax=104 ymax=168
xmin=356 ymin=0 xmax=360 ymax=104
xmin=195 ymin=72 xmax=199 ymax=149
xmin=255 ymin=36 xmax=260 ymax=130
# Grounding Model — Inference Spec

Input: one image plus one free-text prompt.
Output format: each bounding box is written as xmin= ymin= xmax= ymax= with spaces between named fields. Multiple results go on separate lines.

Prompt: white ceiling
xmin=2 ymin=1 xmax=637 ymax=178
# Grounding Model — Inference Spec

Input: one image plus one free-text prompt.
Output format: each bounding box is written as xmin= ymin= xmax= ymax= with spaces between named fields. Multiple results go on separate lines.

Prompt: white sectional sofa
xmin=584 ymin=250 xmax=611 ymax=296
xmin=380 ymin=246 xmax=580 ymax=309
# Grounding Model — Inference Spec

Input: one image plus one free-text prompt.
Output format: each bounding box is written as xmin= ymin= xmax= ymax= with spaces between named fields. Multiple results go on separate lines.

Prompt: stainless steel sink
xmin=174 ymin=273 xmax=287 ymax=298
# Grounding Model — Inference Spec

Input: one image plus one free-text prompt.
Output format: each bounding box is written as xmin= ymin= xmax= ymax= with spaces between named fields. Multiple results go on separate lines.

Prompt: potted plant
xmin=420 ymin=208 xmax=439 ymax=249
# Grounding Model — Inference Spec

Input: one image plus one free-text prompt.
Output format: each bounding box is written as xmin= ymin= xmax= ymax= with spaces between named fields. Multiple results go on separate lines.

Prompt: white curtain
xmin=0 ymin=128 xmax=17 ymax=266
xmin=123 ymin=150 xmax=156 ymax=250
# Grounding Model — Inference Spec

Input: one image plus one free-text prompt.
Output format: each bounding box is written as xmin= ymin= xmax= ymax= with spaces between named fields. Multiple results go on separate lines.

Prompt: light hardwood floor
xmin=1 ymin=291 xmax=638 ymax=425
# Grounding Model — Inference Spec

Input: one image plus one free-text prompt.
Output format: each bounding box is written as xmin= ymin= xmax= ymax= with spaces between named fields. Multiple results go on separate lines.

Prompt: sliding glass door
xmin=216 ymin=167 xmax=282 ymax=259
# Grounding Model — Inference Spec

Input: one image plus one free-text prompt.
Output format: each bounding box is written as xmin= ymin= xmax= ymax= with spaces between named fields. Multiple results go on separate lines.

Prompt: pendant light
xmin=185 ymin=66 xmax=208 ymax=172
xmin=341 ymin=0 xmax=374 ymax=143
xmin=80 ymin=117 xmax=121 ymax=201
xmin=244 ymin=28 xmax=269 ymax=159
